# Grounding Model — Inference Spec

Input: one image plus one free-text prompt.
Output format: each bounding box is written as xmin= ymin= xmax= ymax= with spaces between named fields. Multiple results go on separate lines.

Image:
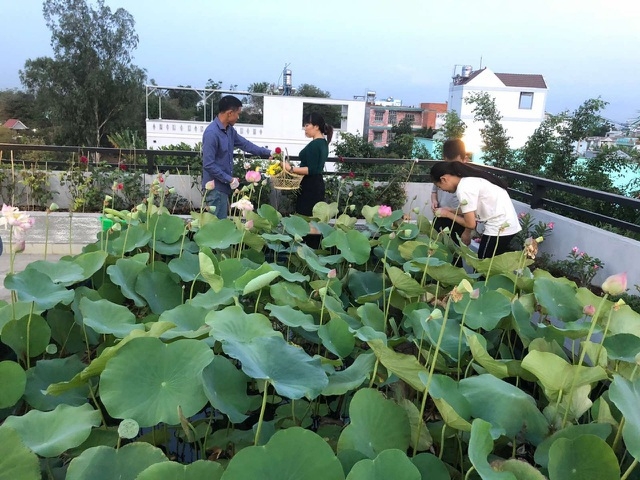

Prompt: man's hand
xmin=230 ymin=177 xmax=240 ymax=190
xmin=461 ymin=229 xmax=471 ymax=246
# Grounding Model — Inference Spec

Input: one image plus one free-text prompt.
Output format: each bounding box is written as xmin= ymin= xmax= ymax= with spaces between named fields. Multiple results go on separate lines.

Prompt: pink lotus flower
xmin=205 ymin=180 xmax=215 ymax=191
xmin=231 ymin=197 xmax=254 ymax=216
xmin=328 ymin=269 xmax=337 ymax=279
xmin=245 ymin=170 xmax=262 ymax=183
xmin=245 ymin=220 xmax=254 ymax=230
xmin=583 ymin=305 xmax=596 ymax=316
xmin=0 ymin=204 xmax=34 ymax=231
xmin=602 ymin=272 xmax=627 ymax=296
xmin=378 ymin=205 xmax=392 ymax=218
xmin=547 ymin=222 xmax=554 ymax=229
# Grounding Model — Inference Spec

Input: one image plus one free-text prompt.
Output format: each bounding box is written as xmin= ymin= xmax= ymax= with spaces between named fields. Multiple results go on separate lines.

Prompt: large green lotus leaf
xmin=168 ymin=251 xmax=201 ymax=282
xmin=548 ymin=435 xmax=620 ymax=480
xmin=1 ymin=313 xmax=51 ymax=358
xmin=467 ymin=251 xmax=526 ymax=278
xmin=604 ymin=333 xmax=640 ymax=362
xmin=398 ymin=398 xmax=432 ymax=452
xmin=609 ymin=374 xmax=640 ymax=459
xmin=79 ymin=297 xmax=143 ymax=338
xmin=361 ymin=205 xmax=378 ymax=224
xmin=4 ymin=269 xmax=74 ymax=310
xmin=221 ymin=427 xmax=344 ymax=480
xmin=411 ymin=453 xmax=451 ymax=480
xmin=268 ymin=262 xmax=309 ymax=283
xmin=387 ymin=266 xmax=425 ymax=298
xmin=323 ymin=352 xmax=376 ymax=396
xmin=422 ymin=316 xmax=470 ymax=361
xmin=453 ymin=289 xmax=511 ymax=330
xmin=0 ymin=361 xmax=26 ymax=409
xmin=195 ymin=219 xmax=243 ymax=249
xmin=265 ymin=303 xmax=318 ymax=331
xmin=423 ymin=261 xmax=471 ymax=288
xmin=137 ymin=459 xmax=224 ymax=480
xmin=106 ymin=254 xmax=149 ymax=307
xmin=25 ymin=258 xmax=85 ymax=286
xmin=335 ymin=213 xmax=358 ymax=230
xmin=319 ymin=317 xmax=355 ymax=358
xmin=218 ymin=258 xmax=251 ymax=287
xmin=244 ymin=210 xmax=273 ymax=232
xmin=24 ymin=356 xmax=88 ymax=411
xmin=468 ymin=418 xmax=516 ymax=480
xmin=323 ymin=229 xmax=371 ymax=265
xmin=47 ymin=308 xmax=86 ymax=355
xmin=0 ymin=426 xmax=40 ymax=480
xmin=235 ymin=263 xmax=281 ymax=295
xmin=367 ymin=339 xmax=427 ymax=391
xmin=147 ymin=213 xmax=185 ymax=244
xmin=134 ymin=268 xmax=183 ymax=314
xmin=72 ymin=250 xmax=109 ymax=279
xmin=46 ymin=322 xmax=176 ymax=396
xmin=458 ymin=374 xmax=550 ymax=445
xmin=398 ymin=240 xmax=428 ymax=260
xmin=296 ymin=244 xmax=331 ymax=275
xmin=202 ymin=355 xmax=252 ymax=424
xmin=601 ymin=303 xmax=640 ymax=337
xmin=198 ymin=251 xmax=224 ymax=292
xmin=188 ymin=287 xmax=236 ymax=309
xmin=262 ymin=232 xmax=293 ymax=243
xmin=66 ymin=442 xmax=169 ymax=480
xmin=346 ymin=449 xmax=421 ymax=480
xmin=534 ymin=423 xmax=612 ymax=468
xmin=159 ymin=304 xmax=210 ymax=340
xmin=493 ymin=459 xmax=546 ymax=479
xmin=100 ymin=337 xmax=213 ymax=427
xmin=107 ymin=224 xmax=152 ymax=255
xmin=466 ymin=333 xmax=532 ymax=380
xmin=538 ymin=321 xmax=591 ymax=340
xmin=312 ymin=201 xmax=339 ymax=223
xmin=270 ymin=281 xmax=320 ymax=311
xmin=338 ymin=388 xmax=410 ymax=458
xmin=0 ymin=301 xmax=43 ymax=333
xmin=533 ymin=278 xmax=583 ymax=322
xmin=223 ymin=336 xmax=328 ymax=400
xmin=357 ymin=303 xmax=385 ymax=332
xmin=348 ymin=270 xmax=384 ymax=304
xmin=281 ymin=215 xmax=311 ymax=238
xmin=428 ymin=374 xmax=473 ymax=431
xmin=511 ymin=293 xmax=538 ymax=346
xmin=352 ymin=326 xmax=387 ymax=343
xmin=255 ymin=203 xmax=281 ymax=227
xmin=207 ymin=306 xmax=282 ymax=343
xmin=338 ymin=449 xmax=368 ymax=477
xmin=2 ymin=403 xmax=101 ymax=457
xmin=151 ymin=238 xmax=194 ymax=256
xmin=521 ymin=350 xmax=609 ymax=401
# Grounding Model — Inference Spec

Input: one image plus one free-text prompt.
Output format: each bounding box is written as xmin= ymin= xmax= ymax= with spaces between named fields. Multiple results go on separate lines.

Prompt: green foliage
xmin=19 ymin=0 xmax=146 ymax=146
xmin=465 ymin=92 xmax=514 ymax=168
xmin=511 ymin=212 xmax=554 ymax=250
xmin=18 ymin=166 xmax=55 ymax=209
xmin=536 ymin=247 xmax=605 ymax=288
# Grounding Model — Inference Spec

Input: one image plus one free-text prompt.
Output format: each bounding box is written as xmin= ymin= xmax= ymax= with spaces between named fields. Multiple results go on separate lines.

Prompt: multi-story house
xmin=448 ymin=66 xmax=548 ymax=159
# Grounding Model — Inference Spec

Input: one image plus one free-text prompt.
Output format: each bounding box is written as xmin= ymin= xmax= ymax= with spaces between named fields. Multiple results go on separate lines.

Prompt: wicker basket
xmin=270 ymin=149 xmax=303 ymax=190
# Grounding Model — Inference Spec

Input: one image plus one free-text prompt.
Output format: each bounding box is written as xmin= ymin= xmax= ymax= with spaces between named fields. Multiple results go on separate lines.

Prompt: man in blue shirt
xmin=202 ymin=95 xmax=272 ymax=219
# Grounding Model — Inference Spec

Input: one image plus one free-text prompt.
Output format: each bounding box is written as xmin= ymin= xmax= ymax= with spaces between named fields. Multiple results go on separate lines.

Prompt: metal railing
xmin=2 ymin=143 xmax=640 ymax=235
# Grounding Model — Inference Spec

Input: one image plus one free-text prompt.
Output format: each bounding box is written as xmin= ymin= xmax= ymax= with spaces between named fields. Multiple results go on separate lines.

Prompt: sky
xmin=2 ymin=0 xmax=639 ymax=125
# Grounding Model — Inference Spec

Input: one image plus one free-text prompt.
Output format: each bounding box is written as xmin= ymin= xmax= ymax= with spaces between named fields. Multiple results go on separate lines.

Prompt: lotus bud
xmin=429 ymin=309 xmax=443 ymax=321
xmin=205 ymin=180 xmax=215 ymax=191
xmin=245 ymin=220 xmax=254 ymax=230
xmin=104 ymin=195 xmax=113 ymax=202
xmin=348 ymin=191 xmax=353 ymax=198
xmin=48 ymin=202 xmax=59 ymax=212
xmin=168 ymin=187 xmax=176 ymax=194
xmin=349 ymin=204 xmax=356 ymax=212
xmin=261 ymin=179 xmax=268 ymax=186
xmin=389 ymin=232 xmax=396 ymax=239
xmin=328 ymin=269 xmax=337 ymax=279
xmin=457 ymin=279 xmax=473 ymax=294
xmin=470 ymin=288 xmax=480 ymax=300
xmin=583 ymin=304 xmax=596 ymax=316
xmin=404 ymin=229 xmax=412 ymax=237
xmin=112 ymin=223 xmax=122 ymax=232
xmin=602 ymin=272 xmax=627 ymax=296
xmin=412 ymin=207 xmax=420 ymax=214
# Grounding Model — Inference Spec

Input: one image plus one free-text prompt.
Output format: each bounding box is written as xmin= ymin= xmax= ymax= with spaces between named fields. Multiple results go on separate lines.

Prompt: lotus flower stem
xmin=621 ymin=459 xmax=638 ymax=480
xmin=254 ymin=380 xmax=270 ymax=446
xmin=25 ymin=301 xmax=35 ymax=369
xmin=457 ymin=301 xmax=472 ymax=381
xmin=485 ymin=230 xmax=503 ymax=281
xmin=413 ymin=297 xmax=451 ymax=456
xmin=561 ymin=293 xmax=609 ymax=428
xmin=612 ymin=417 xmax=625 ymax=453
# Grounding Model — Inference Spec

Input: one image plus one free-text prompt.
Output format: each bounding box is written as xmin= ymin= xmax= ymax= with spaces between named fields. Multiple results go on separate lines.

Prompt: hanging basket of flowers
xmin=268 ymin=148 xmax=303 ymax=191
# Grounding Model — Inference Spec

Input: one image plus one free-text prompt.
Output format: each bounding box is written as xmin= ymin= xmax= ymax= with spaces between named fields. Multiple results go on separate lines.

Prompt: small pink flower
xmin=518 ymin=212 xmax=526 ymax=218
xmin=547 ymin=222 xmax=554 ymax=229
xmin=583 ymin=305 xmax=596 ymax=316
xmin=572 ymin=246 xmax=579 ymax=254
xmin=245 ymin=170 xmax=261 ymax=183
xmin=593 ymin=265 xmax=599 ymax=270
xmin=378 ymin=205 xmax=392 ymax=218
xmin=205 ymin=180 xmax=215 ymax=191
xmin=245 ymin=220 xmax=254 ymax=230
xmin=580 ymin=252 xmax=585 ymax=257
xmin=79 ymin=155 xmax=88 ymax=164
xmin=602 ymin=272 xmax=627 ymax=296
xmin=328 ymin=269 xmax=337 ymax=279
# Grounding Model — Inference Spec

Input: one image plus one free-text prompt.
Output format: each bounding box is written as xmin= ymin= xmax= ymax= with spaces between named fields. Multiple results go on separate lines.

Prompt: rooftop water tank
xmin=461 ymin=65 xmax=473 ymax=78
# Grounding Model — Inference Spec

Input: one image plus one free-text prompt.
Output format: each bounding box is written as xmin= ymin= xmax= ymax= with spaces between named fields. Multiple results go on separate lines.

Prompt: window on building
xmin=519 ymin=92 xmax=534 ymax=109
xmin=389 ymin=110 xmax=397 ymax=124
xmin=405 ymin=113 xmax=415 ymax=124
xmin=373 ymin=131 xmax=383 ymax=142
xmin=374 ymin=110 xmax=384 ymax=122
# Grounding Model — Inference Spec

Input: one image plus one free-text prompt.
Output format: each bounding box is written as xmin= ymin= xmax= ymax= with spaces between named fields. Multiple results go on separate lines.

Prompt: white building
xmin=448 ymin=66 xmax=548 ymax=159
xmin=146 ymin=94 xmax=367 ymax=157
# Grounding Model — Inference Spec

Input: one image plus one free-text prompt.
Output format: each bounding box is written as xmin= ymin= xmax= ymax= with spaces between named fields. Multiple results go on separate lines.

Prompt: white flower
xmin=230 ymin=197 xmax=254 ymax=215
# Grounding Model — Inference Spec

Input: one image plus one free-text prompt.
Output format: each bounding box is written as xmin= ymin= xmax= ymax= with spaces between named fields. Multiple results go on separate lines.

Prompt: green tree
xmin=20 ymin=0 xmax=146 ymax=146
xmin=465 ymin=92 xmax=514 ymax=168
xmin=239 ymin=81 xmax=270 ymax=124
xmin=432 ymin=110 xmax=466 ymax=159
xmin=295 ymin=83 xmax=341 ymax=128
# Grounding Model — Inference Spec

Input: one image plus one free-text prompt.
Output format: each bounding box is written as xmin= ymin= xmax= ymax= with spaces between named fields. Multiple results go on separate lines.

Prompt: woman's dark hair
xmin=218 ymin=95 xmax=243 ymax=113
xmin=304 ymin=112 xmax=334 ymax=143
xmin=430 ymin=161 xmax=508 ymax=190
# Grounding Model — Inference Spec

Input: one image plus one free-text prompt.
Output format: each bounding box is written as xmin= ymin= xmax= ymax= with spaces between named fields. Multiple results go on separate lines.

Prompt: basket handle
xmin=281 ymin=148 xmax=290 ymax=172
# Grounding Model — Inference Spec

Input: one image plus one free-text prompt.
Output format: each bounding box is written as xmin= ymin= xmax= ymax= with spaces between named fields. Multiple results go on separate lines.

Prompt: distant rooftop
xmin=454 ymin=68 xmax=547 ymax=89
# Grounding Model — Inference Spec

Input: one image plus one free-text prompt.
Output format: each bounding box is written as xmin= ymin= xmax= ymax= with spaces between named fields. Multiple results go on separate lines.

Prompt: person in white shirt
xmin=430 ymin=161 xmax=521 ymax=259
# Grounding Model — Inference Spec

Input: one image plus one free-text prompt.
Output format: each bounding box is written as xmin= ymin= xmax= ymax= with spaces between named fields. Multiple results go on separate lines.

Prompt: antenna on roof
xmin=479 ymin=56 xmax=483 ymax=70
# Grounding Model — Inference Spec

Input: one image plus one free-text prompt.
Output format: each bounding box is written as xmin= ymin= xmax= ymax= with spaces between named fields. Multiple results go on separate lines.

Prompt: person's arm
xmin=431 ymin=185 xmax=439 ymax=210
xmin=203 ymin=130 xmax=233 ymax=184
xmin=233 ymin=133 xmax=271 ymax=157
xmin=436 ymin=208 xmax=477 ymax=230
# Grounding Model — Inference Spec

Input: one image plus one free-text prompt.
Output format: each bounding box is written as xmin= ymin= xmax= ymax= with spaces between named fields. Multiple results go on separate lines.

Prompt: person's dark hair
xmin=303 ymin=112 xmax=334 ymax=143
xmin=218 ymin=95 xmax=243 ymax=113
xmin=430 ymin=161 xmax=508 ymax=190
xmin=442 ymin=138 xmax=466 ymax=161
